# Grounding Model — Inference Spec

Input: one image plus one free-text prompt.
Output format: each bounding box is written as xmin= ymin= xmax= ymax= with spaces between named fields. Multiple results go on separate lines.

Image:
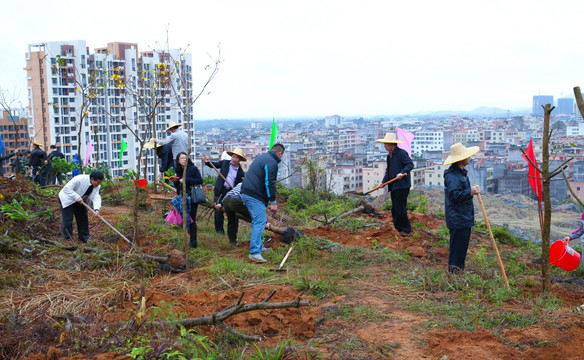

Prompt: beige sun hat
xmin=164 ymin=121 xmax=182 ymax=132
xmin=143 ymin=138 xmax=161 ymax=149
xmin=31 ymin=140 xmax=43 ymax=147
xmin=443 ymin=143 xmax=480 ymax=165
xmin=226 ymin=147 xmax=247 ymax=162
xmin=375 ymin=133 xmax=403 ymax=144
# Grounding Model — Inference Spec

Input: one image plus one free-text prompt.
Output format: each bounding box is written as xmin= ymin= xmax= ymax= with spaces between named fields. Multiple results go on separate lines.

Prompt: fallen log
xmin=36 ymin=237 xmax=187 ymax=269
xmin=324 ymin=198 xmax=380 ymax=225
xmin=167 ymin=290 xmax=310 ymax=341
xmin=325 ymin=205 xmax=364 ymax=225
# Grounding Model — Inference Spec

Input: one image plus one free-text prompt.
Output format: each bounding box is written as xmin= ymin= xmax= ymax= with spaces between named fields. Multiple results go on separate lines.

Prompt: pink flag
xmin=396 ymin=128 xmax=415 ymax=157
xmin=86 ymin=141 xmax=94 ymax=166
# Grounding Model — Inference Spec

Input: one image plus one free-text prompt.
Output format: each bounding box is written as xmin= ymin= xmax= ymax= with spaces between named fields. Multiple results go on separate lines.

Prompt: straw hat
xmin=375 ymin=133 xmax=403 ymax=144
xmin=226 ymin=148 xmax=247 ymax=162
xmin=164 ymin=121 xmax=182 ymax=132
xmin=31 ymin=140 xmax=43 ymax=147
xmin=143 ymin=138 xmax=161 ymax=149
xmin=443 ymin=143 xmax=480 ymax=165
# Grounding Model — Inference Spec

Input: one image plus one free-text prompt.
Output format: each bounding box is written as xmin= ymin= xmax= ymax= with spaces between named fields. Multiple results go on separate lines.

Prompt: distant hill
xmin=408 ymin=107 xmax=531 ymax=118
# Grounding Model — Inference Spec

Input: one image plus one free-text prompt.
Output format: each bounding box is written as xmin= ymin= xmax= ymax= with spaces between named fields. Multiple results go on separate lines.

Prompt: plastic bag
xmin=165 ymin=208 xmax=183 ymax=226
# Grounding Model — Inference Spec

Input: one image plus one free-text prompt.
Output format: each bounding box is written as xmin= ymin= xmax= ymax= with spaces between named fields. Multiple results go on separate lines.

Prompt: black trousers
xmin=222 ymin=196 xmax=250 ymax=244
xmin=448 ymin=227 xmax=471 ymax=273
xmin=390 ymin=188 xmax=411 ymax=233
xmin=214 ymin=187 xmax=230 ymax=234
xmin=61 ymin=201 xmax=90 ymax=241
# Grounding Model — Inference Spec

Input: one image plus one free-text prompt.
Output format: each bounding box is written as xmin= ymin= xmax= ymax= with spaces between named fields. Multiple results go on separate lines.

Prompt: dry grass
xmin=1 ymin=269 xmax=136 ymax=321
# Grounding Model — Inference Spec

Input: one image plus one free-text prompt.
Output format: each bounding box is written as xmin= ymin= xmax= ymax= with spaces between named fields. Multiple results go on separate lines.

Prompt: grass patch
xmin=327 ymin=304 xmax=391 ymax=323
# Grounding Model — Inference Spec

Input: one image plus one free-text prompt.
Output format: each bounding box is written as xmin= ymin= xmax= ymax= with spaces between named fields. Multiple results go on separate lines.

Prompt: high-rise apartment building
xmin=532 ymin=95 xmax=554 ymax=116
xmin=25 ymin=41 xmax=194 ymax=180
xmin=556 ymin=97 xmax=574 ymax=116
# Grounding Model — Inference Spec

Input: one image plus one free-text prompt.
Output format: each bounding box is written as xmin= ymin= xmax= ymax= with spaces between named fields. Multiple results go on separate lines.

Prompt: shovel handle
xmin=80 ymin=201 xmax=137 ymax=250
xmin=278 ymin=246 xmax=294 ymax=270
xmin=363 ymin=176 xmax=402 ymax=195
xmin=477 ymin=193 xmax=509 ymax=289
xmin=205 ymin=158 xmax=234 ymax=189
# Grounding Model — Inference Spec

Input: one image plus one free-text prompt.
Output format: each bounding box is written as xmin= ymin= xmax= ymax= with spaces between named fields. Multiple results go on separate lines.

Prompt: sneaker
xmin=261 ymin=246 xmax=272 ymax=253
xmin=249 ymin=254 xmax=267 ymax=263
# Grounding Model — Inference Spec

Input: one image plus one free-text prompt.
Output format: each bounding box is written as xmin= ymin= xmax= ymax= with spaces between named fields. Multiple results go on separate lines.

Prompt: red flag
xmin=521 ymin=138 xmax=543 ymax=202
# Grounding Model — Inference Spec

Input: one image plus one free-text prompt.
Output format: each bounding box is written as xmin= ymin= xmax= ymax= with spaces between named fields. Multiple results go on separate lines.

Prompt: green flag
xmin=269 ymin=118 xmax=279 ymax=149
xmin=119 ymin=138 xmax=128 ymax=166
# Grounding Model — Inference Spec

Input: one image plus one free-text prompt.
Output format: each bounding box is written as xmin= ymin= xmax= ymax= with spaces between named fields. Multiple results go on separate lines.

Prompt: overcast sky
xmin=1 ymin=0 xmax=583 ymax=119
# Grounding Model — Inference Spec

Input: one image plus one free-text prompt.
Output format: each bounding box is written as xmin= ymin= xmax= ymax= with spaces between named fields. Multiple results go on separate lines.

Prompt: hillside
xmin=2 ymin=176 xmax=584 ymax=360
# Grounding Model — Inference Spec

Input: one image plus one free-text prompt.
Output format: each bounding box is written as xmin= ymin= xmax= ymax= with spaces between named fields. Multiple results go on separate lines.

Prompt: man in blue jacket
xmin=443 ymin=143 xmax=480 ymax=273
xmin=375 ymin=133 xmax=414 ymax=236
xmin=240 ymin=143 xmax=285 ymax=263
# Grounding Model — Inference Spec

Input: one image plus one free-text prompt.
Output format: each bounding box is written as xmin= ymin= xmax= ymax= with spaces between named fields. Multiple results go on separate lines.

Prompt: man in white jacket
xmin=58 ymin=171 xmax=104 ymax=243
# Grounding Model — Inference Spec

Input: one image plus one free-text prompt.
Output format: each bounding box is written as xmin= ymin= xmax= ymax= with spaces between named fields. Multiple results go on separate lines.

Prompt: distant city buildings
xmin=3 ymin=56 xmax=584 ymax=204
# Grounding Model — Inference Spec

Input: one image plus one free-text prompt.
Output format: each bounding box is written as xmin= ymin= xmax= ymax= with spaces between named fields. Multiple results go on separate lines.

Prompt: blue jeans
xmin=241 ymin=194 xmax=266 ymax=255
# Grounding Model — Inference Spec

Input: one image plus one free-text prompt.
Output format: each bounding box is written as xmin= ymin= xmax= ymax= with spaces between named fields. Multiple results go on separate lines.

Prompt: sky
xmin=1 ymin=0 xmax=583 ymax=120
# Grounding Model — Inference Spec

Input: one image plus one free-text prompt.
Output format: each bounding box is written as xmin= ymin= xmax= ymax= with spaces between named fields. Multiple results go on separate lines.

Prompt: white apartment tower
xmin=25 ymin=41 xmax=194 ymax=180
xmin=411 ymin=130 xmax=452 ymax=157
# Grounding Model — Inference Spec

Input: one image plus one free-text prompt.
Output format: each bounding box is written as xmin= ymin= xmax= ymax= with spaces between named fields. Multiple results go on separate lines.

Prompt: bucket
xmin=133 ymin=179 xmax=147 ymax=189
xmin=549 ymin=240 xmax=581 ymax=271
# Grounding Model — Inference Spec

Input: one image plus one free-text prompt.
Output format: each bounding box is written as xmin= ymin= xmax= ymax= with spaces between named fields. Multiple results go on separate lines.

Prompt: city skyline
xmin=1 ymin=0 xmax=584 ymax=119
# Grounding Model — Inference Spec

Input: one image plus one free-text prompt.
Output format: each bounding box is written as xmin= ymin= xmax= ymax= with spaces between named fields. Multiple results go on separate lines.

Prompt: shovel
xmin=81 ymin=201 xmax=137 ymax=250
xmin=477 ymin=192 xmax=509 ymax=289
xmin=272 ymin=246 xmax=293 ymax=271
xmin=353 ymin=177 xmax=400 ymax=196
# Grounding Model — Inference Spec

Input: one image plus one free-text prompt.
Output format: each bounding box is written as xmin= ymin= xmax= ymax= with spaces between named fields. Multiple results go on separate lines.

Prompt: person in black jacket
xmin=443 ymin=143 xmax=481 ymax=273
xmin=30 ymin=140 xmax=48 ymax=186
xmin=375 ymin=133 xmax=414 ymax=236
xmin=170 ymin=152 xmax=203 ymax=248
xmin=240 ymin=144 xmax=285 ymax=263
xmin=203 ymin=148 xmax=246 ymax=235
xmin=144 ymin=139 xmax=174 ymax=176
xmin=48 ymin=145 xmax=65 ymax=185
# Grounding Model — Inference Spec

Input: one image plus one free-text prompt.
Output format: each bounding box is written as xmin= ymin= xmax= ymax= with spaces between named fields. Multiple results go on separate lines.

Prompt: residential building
xmin=411 ymin=130 xmax=452 ymax=157
xmin=557 ymin=97 xmax=574 ymax=116
xmin=26 ymin=40 xmax=193 ymax=181
xmin=0 ymin=109 xmax=29 ymax=175
xmin=424 ymin=163 xmax=446 ymax=187
xmin=533 ymin=95 xmax=554 ymax=116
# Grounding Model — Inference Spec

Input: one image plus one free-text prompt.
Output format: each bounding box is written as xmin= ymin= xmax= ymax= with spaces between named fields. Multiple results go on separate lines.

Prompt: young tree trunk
xmin=541 ymin=103 xmax=553 ymax=293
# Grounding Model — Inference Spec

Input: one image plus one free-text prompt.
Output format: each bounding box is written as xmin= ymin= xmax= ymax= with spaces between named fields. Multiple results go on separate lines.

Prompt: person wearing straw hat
xmin=30 ymin=140 xmax=48 ymax=186
xmin=151 ymin=121 xmax=189 ymax=160
xmin=144 ymin=138 xmax=174 ymax=175
xmin=443 ymin=142 xmax=481 ymax=273
xmin=375 ymin=133 xmax=414 ymax=236
xmin=203 ymin=148 xmax=246 ymax=236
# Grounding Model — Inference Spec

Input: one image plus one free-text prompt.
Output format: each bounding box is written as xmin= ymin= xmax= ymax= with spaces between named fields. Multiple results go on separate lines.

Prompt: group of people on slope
xmin=9 ymin=141 xmax=66 ymax=186
xmin=51 ymin=121 xmax=534 ymax=271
